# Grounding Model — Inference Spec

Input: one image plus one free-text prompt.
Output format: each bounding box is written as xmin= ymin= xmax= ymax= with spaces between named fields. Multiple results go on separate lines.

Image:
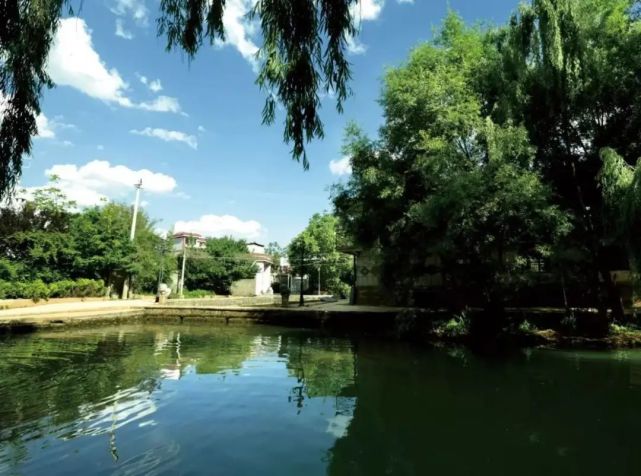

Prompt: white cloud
xmin=137 ymin=74 xmax=163 ymax=92
xmin=34 ymin=113 xmax=76 ymax=140
xmin=174 ymin=214 xmax=263 ymax=240
xmin=215 ymin=0 xmax=260 ymax=71
xmin=197 ymin=125 xmax=206 ymax=133
xmin=329 ymin=157 xmax=352 ymax=176
xmin=48 ymin=18 xmax=133 ymax=107
xmin=148 ymin=79 xmax=163 ymax=93
xmin=61 ymin=140 xmax=74 ymax=147
xmin=115 ymin=19 xmax=134 ymax=39
xmin=30 ymin=159 xmax=178 ymax=207
xmin=130 ymin=127 xmax=198 ymax=149
xmin=48 ymin=18 xmax=183 ymax=113
xmin=97 ymin=145 xmax=104 ymax=150
xmin=347 ymin=0 xmax=386 ymax=54
xmin=138 ymin=96 xmax=182 ymax=113
xmin=397 ymin=0 xmax=414 ymax=3
xmin=351 ymin=0 xmax=384 ymax=23
xmin=346 ymin=35 xmax=367 ymax=55
xmin=35 ymin=114 xmax=56 ymax=139
xmin=110 ymin=0 xmax=149 ymax=26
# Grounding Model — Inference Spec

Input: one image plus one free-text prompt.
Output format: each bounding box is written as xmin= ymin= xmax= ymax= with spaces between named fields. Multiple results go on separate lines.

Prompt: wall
xmin=231 ymin=279 xmax=256 ymax=297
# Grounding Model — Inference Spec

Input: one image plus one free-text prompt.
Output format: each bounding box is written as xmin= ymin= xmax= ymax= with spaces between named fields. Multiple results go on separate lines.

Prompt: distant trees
xmin=183 ymin=237 xmax=256 ymax=295
xmin=0 ymin=185 xmax=170 ymax=298
xmin=288 ymin=214 xmax=352 ymax=297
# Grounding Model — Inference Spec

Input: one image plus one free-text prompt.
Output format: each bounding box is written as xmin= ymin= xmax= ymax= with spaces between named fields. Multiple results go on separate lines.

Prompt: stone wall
xmin=230 ymin=279 xmax=257 ymax=296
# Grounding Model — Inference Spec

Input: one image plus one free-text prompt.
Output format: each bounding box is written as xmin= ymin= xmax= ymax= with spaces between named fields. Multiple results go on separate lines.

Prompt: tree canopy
xmin=288 ymin=213 xmax=352 ymax=297
xmin=0 ymin=184 xmax=170 ymax=297
xmin=182 ymin=237 xmax=256 ymax=294
xmin=332 ymin=3 xmax=641 ymax=333
xmin=0 ymin=0 xmax=359 ymax=200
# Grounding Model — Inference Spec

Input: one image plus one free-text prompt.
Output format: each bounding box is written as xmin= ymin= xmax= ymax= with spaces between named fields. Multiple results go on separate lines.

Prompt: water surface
xmin=1 ymin=323 xmax=640 ymax=475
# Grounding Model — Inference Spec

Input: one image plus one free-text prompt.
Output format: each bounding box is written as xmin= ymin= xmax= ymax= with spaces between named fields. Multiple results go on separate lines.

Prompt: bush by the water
xmin=174 ymin=289 xmax=215 ymax=299
xmin=437 ymin=314 xmax=470 ymax=338
xmin=0 ymin=279 xmax=105 ymax=302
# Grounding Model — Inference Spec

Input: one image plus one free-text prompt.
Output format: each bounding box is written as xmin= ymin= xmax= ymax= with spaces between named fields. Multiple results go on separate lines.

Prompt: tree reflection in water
xmin=0 ymin=324 xmax=357 ymax=475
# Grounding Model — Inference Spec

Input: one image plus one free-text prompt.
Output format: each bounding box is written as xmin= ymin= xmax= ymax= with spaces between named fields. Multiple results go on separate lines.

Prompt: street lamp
xmin=122 ymin=179 xmax=143 ymax=299
xmin=129 ymin=179 xmax=143 ymax=241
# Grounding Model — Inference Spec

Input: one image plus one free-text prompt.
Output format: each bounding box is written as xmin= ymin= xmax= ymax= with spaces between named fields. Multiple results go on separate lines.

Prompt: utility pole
xmin=299 ymin=242 xmax=305 ymax=307
xmin=178 ymin=241 xmax=187 ymax=298
xmin=129 ymin=179 xmax=143 ymax=240
xmin=122 ymin=179 xmax=142 ymax=299
xmin=318 ymin=264 xmax=321 ymax=295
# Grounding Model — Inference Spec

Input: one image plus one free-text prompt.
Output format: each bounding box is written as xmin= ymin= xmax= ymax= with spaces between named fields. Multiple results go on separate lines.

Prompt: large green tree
xmin=0 ymin=184 xmax=170 ymax=296
xmin=0 ymin=184 xmax=76 ymax=282
xmin=333 ymin=14 xmax=570 ymax=328
xmin=70 ymin=202 xmax=169 ymax=294
xmin=0 ymin=0 xmax=358 ymax=200
xmin=495 ymin=0 xmax=641 ymax=323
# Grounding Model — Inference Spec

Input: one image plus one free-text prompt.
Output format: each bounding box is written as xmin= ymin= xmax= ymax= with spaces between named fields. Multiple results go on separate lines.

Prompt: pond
xmin=1 ymin=323 xmax=641 ymax=475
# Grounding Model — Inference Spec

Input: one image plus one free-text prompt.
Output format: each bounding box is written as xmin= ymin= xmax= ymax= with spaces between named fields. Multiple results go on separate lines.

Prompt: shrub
xmin=518 ymin=320 xmax=537 ymax=334
xmin=49 ymin=280 xmax=76 ymax=298
xmin=24 ymin=280 xmax=50 ymax=303
xmin=181 ymin=289 xmax=214 ymax=299
xmin=0 ymin=278 xmax=104 ymax=301
xmin=438 ymin=313 xmax=470 ymax=338
xmin=327 ymin=280 xmax=350 ymax=299
xmin=74 ymin=278 xmax=105 ymax=298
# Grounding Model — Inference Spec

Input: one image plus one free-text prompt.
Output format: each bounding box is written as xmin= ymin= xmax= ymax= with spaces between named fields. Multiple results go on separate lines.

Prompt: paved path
xmin=0 ymin=297 xmax=405 ymax=329
xmin=0 ymin=299 xmax=153 ymax=322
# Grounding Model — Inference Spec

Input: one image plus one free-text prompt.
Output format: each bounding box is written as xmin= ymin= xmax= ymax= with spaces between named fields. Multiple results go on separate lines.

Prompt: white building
xmin=173 ymin=232 xmax=206 ymax=252
xmin=231 ymin=242 xmax=273 ymax=296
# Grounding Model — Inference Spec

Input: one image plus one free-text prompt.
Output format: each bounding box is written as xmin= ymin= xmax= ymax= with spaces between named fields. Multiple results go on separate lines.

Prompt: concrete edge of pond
xmin=3 ymin=302 xmax=641 ymax=350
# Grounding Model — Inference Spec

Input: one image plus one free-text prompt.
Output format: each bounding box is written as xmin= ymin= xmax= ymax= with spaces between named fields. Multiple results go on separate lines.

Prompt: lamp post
xmin=299 ymin=242 xmax=305 ymax=307
xmin=122 ymin=179 xmax=142 ymax=299
xmin=129 ymin=179 xmax=143 ymax=240
xmin=178 ymin=241 xmax=187 ymax=298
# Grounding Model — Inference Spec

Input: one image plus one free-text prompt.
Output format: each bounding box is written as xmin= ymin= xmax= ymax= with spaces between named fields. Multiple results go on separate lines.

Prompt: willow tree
xmin=0 ymin=0 xmax=357 ymax=199
xmin=497 ymin=0 xmax=641 ymax=323
xmin=333 ymin=14 xmax=570 ymax=327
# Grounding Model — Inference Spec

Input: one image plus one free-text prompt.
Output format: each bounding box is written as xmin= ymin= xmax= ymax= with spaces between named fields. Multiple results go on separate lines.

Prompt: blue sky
xmin=23 ymin=0 xmax=518 ymax=246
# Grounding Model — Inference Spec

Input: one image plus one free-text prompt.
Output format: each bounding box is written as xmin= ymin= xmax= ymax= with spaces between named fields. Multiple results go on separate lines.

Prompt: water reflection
xmin=0 ymin=324 xmax=357 ymax=475
xmin=3 ymin=325 xmax=641 ymax=475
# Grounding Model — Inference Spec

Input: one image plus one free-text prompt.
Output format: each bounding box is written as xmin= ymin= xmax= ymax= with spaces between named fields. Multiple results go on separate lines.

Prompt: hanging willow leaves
xmin=158 ymin=0 xmax=356 ymax=169
xmin=0 ymin=0 xmax=357 ymax=201
xmin=0 ymin=0 xmax=66 ymax=200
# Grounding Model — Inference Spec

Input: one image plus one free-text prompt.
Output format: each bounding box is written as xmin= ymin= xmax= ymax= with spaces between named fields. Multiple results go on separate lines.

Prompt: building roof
xmin=250 ymin=252 xmax=273 ymax=264
xmin=173 ymin=231 xmax=205 ymax=239
xmin=247 ymin=241 xmax=264 ymax=247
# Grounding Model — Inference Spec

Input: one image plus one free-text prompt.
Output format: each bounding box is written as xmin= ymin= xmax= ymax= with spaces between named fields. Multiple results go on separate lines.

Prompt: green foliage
xmin=183 ymin=237 xmax=256 ymax=295
xmin=333 ymin=14 xmax=570 ymax=310
xmin=437 ymin=314 xmax=470 ymax=338
xmin=23 ymin=279 xmax=50 ymax=302
xmin=288 ymin=213 xmax=352 ymax=296
xmin=0 ymin=278 xmax=105 ymax=301
xmin=181 ymin=289 xmax=215 ymax=299
xmin=497 ymin=0 xmax=641 ymax=319
xmin=265 ymin=242 xmax=284 ymax=272
xmin=0 ymin=186 xmax=168 ymax=296
xmin=518 ymin=320 xmax=537 ymax=334
xmin=1 ymin=0 xmax=357 ymax=199
xmin=0 ymin=0 xmax=66 ymax=199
